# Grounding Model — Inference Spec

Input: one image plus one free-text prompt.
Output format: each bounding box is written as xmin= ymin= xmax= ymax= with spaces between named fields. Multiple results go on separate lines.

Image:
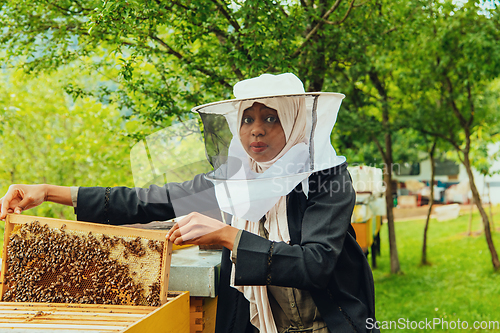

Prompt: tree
xmin=1 ymin=0 xmax=408 ymax=264
xmin=332 ymin=0 xmax=429 ymax=274
xmin=0 ymin=0 xmax=370 ymax=130
xmin=398 ymin=0 xmax=500 ymax=269
xmin=0 ymin=68 xmax=133 ymax=219
xmin=418 ymin=137 xmax=451 ymax=266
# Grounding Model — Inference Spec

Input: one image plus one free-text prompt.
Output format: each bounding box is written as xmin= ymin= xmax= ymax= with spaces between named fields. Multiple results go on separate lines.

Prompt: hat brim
xmin=191 ymin=92 xmax=345 ymax=115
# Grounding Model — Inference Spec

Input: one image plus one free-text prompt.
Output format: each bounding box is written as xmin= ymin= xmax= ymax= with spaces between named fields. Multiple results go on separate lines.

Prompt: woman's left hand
xmin=167 ymin=212 xmax=239 ymax=250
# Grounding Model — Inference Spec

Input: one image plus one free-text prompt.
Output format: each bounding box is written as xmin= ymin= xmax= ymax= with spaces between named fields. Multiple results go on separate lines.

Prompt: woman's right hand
xmin=0 ymin=184 xmax=48 ymax=220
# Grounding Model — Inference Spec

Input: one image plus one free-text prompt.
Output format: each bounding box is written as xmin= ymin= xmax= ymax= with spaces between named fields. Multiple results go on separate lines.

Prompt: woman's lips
xmin=250 ymin=142 xmax=268 ymax=153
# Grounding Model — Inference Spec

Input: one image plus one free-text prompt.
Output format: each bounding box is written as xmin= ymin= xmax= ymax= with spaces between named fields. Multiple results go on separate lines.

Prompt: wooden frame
xmin=1 ymin=214 xmax=173 ymax=305
xmin=0 ymin=291 xmax=190 ymax=332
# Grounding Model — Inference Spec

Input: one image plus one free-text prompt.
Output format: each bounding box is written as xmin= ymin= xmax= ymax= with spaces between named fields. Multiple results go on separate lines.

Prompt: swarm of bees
xmin=2 ymin=221 xmax=165 ymax=306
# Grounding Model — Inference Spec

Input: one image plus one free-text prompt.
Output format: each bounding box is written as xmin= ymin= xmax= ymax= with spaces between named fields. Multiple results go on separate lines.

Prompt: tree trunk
xmin=468 ymin=196 xmax=474 ymax=236
xmin=369 ymin=69 xmax=400 ymax=274
xmin=463 ymin=152 xmax=500 ymax=270
xmin=384 ymin=137 xmax=400 ymax=274
xmin=383 ymin=165 xmax=400 ymax=274
xmin=305 ymin=35 xmax=326 ymax=92
xmin=422 ymin=141 xmax=436 ymax=265
xmin=487 ymin=183 xmax=495 ymax=231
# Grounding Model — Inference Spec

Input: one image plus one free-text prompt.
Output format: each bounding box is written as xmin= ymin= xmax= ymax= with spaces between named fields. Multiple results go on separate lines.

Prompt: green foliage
xmin=468 ymin=78 xmax=500 ymax=176
xmin=332 ymin=0 xmax=429 ymax=164
xmin=1 ymin=0 xmax=498 ymax=167
xmin=0 ymin=68 xmax=133 ymax=219
xmin=0 ymin=0 xmax=372 ymax=131
xmin=397 ymin=0 xmax=500 ymax=153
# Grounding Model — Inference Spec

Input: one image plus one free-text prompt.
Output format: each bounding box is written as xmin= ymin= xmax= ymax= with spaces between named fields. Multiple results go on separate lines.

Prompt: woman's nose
xmin=251 ymin=121 xmax=265 ymax=136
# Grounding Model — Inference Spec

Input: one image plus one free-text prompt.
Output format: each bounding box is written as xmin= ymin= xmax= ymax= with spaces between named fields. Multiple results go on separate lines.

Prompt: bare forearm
xmin=44 ymin=185 xmax=73 ymax=206
xmin=218 ymin=225 xmax=239 ymax=251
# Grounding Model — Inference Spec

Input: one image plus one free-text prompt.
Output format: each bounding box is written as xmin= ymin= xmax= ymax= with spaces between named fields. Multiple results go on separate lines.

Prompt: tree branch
xmin=368 ymin=70 xmax=388 ymax=100
xmin=210 ymin=0 xmax=240 ymax=31
xmin=417 ymin=127 xmax=462 ymax=154
xmin=73 ymin=0 xmax=92 ymax=12
xmin=278 ymin=4 xmax=289 ymax=18
xmin=466 ymin=81 xmax=475 ymax=127
xmin=371 ymin=135 xmax=387 ymax=163
xmin=171 ymin=0 xmax=190 ymax=10
xmin=324 ymin=0 xmax=355 ymax=25
xmin=382 ymin=5 xmax=422 ymax=35
xmin=149 ymin=34 xmax=232 ymax=89
xmin=290 ymin=0 xmax=345 ymax=58
xmin=382 ymin=27 xmax=397 ymax=35
xmin=49 ymin=2 xmax=88 ymax=15
xmin=354 ymin=0 xmax=370 ymax=7
xmin=444 ymin=75 xmax=468 ymax=129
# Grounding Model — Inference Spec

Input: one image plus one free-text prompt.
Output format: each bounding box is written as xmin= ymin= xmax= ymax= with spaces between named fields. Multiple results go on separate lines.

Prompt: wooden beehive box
xmin=0 ymin=214 xmax=190 ymax=332
xmin=0 ymin=291 xmax=190 ymax=332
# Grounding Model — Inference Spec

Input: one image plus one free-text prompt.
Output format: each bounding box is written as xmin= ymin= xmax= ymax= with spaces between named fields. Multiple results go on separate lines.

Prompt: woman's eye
xmin=242 ymin=117 xmax=253 ymax=124
xmin=265 ymin=116 xmax=278 ymax=123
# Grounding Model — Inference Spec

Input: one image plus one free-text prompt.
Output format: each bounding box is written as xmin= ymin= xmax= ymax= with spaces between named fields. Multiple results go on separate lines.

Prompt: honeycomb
xmin=2 ymin=220 xmax=165 ymax=306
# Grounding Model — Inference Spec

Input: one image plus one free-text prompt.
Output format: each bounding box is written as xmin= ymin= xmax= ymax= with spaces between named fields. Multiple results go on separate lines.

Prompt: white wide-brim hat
xmin=192 ymin=73 xmax=346 ymax=172
xmin=189 ymin=73 xmax=347 ymax=221
xmin=192 ymin=72 xmax=345 ymax=111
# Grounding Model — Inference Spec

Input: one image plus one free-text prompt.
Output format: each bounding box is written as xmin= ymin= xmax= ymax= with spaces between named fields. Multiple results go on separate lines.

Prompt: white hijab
xmin=230 ymin=97 xmax=307 ymax=333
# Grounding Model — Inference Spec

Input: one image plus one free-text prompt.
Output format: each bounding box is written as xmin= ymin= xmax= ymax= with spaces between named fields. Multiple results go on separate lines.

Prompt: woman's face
xmin=240 ymin=102 xmax=286 ymax=162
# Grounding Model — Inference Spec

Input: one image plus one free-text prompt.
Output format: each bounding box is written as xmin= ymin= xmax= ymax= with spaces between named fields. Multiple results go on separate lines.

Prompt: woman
xmin=0 ymin=73 xmax=378 ymax=333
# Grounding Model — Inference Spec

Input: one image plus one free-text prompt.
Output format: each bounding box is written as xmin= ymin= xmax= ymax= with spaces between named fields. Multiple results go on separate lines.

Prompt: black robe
xmin=75 ymin=162 xmax=378 ymax=333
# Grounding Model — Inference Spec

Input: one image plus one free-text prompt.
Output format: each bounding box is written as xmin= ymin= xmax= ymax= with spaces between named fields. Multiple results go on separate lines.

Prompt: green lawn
xmin=372 ymin=210 xmax=500 ymax=332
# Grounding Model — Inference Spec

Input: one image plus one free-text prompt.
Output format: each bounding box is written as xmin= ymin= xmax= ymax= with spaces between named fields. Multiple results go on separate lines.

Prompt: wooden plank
xmin=0 ymin=310 xmax=147 ymax=318
xmin=0 ymin=294 xmax=180 ymax=312
xmin=200 ymin=297 xmax=217 ymax=333
xmin=0 ymin=214 xmax=16 ymax=299
xmin=0 ymin=329 xmax=119 ymax=333
xmin=188 ymin=296 xmax=217 ymax=333
xmin=0 ymin=292 xmax=190 ymax=332
xmin=159 ymin=241 xmax=173 ymax=305
xmin=5 ymin=214 xmax=168 ymax=241
xmin=0 ymin=302 xmax=155 ymax=313
xmin=0 ymin=323 xmax=126 ymax=330
xmin=123 ymin=291 xmax=190 ymax=333
xmin=7 ymin=316 xmax=137 ymax=322
xmin=0 ymin=311 xmax=144 ymax=319
xmin=189 ymin=297 xmax=204 ymax=309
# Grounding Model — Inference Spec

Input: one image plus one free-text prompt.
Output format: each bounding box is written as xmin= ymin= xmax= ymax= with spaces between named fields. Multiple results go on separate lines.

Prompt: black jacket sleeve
xmin=233 ymin=163 xmax=355 ymax=290
xmin=75 ymin=173 xmax=219 ymax=225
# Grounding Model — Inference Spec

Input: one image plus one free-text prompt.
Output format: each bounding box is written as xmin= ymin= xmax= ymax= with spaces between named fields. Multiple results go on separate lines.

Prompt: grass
xmin=372 ymin=210 xmax=500 ymax=332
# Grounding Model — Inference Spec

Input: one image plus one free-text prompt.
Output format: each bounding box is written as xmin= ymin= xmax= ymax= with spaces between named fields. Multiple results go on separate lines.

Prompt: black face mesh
xmin=199 ymin=112 xmax=233 ymax=170
xmin=195 ymin=95 xmax=320 ymax=178
xmin=3 ymin=221 xmax=164 ymax=306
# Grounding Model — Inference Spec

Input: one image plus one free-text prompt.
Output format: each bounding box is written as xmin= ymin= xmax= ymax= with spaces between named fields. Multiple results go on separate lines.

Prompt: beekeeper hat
xmin=191 ymin=73 xmax=347 ymax=221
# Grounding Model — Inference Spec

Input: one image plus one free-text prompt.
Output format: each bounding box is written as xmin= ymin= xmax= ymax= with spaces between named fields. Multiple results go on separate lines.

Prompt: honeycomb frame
xmin=0 ymin=214 xmax=172 ymax=307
